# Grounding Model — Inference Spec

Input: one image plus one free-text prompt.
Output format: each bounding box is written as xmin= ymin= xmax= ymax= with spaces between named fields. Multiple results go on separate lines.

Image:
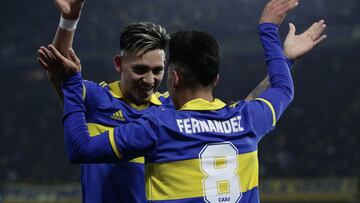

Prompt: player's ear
xmin=172 ymin=70 xmax=180 ymax=88
xmin=212 ymin=74 xmax=219 ymax=87
xmin=114 ymin=54 xmax=122 ymax=72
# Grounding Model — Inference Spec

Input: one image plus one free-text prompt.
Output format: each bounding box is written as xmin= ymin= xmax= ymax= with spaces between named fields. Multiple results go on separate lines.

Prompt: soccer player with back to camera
xmin=38 ymin=0 xmax=326 ymax=202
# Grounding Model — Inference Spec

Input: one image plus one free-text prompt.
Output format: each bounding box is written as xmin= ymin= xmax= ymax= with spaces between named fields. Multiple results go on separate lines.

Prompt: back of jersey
xmin=143 ymin=98 xmax=274 ymax=203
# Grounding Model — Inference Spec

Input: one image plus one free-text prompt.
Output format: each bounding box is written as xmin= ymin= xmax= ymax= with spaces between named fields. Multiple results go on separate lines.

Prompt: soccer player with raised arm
xmin=38 ymin=0 xmax=326 ymax=202
xmin=39 ymin=1 xmax=170 ymax=202
xmin=40 ymin=0 xmax=327 ymax=202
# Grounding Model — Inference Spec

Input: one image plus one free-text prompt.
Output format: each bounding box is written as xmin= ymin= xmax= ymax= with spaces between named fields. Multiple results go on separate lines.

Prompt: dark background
xmin=0 ymin=0 xmax=359 ymax=184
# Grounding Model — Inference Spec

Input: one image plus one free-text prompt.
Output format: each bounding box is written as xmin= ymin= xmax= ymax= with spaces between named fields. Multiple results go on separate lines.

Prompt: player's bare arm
xmin=46 ymin=0 xmax=85 ymax=103
xmin=245 ymin=0 xmax=327 ymax=101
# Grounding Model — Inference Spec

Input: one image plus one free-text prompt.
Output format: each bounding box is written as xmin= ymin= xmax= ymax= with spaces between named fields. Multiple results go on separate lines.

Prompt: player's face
xmin=115 ymin=49 xmax=165 ymax=105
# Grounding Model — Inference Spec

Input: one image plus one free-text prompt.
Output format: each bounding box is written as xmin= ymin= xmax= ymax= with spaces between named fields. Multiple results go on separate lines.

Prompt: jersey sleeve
xmin=249 ymin=23 xmax=294 ymax=139
xmin=62 ymin=73 xmax=119 ymax=163
xmin=62 ymin=73 xmax=159 ymax=162
xmin=109 ymin=112 xmax=159 ymax=161
xmin=82 ymin=80 xmax=103 ymax=112
xmin=285 ymin=57 xmax=294 ymax=69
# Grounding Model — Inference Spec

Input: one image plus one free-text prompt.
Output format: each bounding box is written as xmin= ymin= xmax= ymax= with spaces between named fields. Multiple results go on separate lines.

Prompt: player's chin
xmin=137 ymin=90 xmax=153 ymax=103
xmin=137 ymin=96 xmax=151 ymax=105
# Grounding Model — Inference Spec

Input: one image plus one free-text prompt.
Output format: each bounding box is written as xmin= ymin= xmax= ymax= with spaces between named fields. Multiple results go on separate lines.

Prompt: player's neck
xmin=174 ymin=89 xmax=214 ymax=110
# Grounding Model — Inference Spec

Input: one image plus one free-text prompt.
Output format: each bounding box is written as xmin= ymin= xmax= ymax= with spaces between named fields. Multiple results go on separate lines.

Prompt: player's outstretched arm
xmin=40 ymin=46 xmax=155 ymax=163
xmin=248 ymin=0 xmax=299 ymax=134
xmin=63 ymin=72 xmax=158 ymax=163
xmin=47 ymin=0 xmax=85 ymax=104
xmin=41 ymin=46 xmax=119 ymax=162
xmin=245 ymin=19 xmax=327 ymax=101
xmin=62 ymin=72 xmax=121 ymax=163
xmin=245 ymin=0 xmax=298 ymax=101
xmin=245 ymin=0 xmax=327 ymax=101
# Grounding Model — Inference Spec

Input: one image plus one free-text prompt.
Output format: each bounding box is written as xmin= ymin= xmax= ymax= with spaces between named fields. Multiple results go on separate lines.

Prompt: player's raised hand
xmin=55 ymin=0 xmax=85 ymax=20
xmin=38 ymin=44 xmax=81 ymax=78
xmin=284 ymin=20 xmax=327 ymax=60
xmin=259 ymin=0 xmax=300 ymax=25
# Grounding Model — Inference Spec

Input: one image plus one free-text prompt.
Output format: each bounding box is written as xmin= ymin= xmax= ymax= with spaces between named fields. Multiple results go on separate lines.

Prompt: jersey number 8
xmin=199 ymin=142 xmax=242 ymax=203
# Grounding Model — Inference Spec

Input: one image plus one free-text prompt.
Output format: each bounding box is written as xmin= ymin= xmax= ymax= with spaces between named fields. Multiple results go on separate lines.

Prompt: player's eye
xmin=152 ymin=67 xmax=164 ymax=75
xmin=132 ymin=65 xmax=150 ymax=75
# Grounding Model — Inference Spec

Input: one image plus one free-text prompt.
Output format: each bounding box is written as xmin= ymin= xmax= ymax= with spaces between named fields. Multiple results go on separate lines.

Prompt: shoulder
xmin=155 ymin=91 xmax=173 ymax=107
xmin=82 ymin=80 xmax=113 ymax=102
xmin=228 ymin=100 xmax=246 ymax=109
xmin=83 ymin=80 xmax=109 ymax=91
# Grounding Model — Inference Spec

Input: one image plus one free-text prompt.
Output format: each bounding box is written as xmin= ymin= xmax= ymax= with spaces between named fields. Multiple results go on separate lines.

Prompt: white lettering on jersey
xmin=177 ymin=116 xmax=244 ymax=134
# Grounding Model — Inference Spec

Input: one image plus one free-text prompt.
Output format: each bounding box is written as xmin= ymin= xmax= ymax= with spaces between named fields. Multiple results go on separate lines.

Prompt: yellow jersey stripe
xmin=108 ymin=128 xmax=122 ymax=159
xmin=99 ymin=81 xmax=107 ymax=88
xmin=229 ymin=101 xmax=239 ymax=108
xmin=146 ymin=151 xmax=258 ymax=200
xmin=130 ymin=157 xmax=145 ymax=163
xmin=87 ymin=123 xmax=144 ymax=163
xmin=82 ymin=83 xmax=86 ymax=101
xmin=88 ymin=123 xmax=113 ymax=137
xmin=255 ymin=98 xmax=276 ymax=126
xmin=155 ymin=91 xmax=170 ymax=99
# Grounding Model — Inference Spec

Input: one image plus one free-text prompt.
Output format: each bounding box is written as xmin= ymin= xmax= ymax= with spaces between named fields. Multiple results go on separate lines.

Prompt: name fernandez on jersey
xmin=176 ymin=116 xmax=244 ymax=134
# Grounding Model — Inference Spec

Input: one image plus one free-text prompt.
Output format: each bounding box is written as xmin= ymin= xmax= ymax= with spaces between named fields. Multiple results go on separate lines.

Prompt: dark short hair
xmin=168 ymin=31 xmax=221 ymax=87
xmin=120 ymin=22 xmax=169 ymax=56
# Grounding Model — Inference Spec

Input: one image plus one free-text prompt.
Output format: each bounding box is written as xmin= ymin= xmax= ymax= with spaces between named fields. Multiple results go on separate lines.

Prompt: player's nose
xmin=142 ymin=72 xmax=155 ymax=85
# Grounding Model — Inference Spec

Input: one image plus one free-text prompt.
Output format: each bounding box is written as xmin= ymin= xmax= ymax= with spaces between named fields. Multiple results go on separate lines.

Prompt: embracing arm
xmin=47 ymin=47 xmax=157 ymax=163
xmin=38 ymin=43 xmax=115 ymax=163
xmin=62 ymin=73 xmax=157 ymax=163
xmin=38 ymin=44 xmax=117 ymax=163
xmin=62 ymin=73 xmax=119 ymax=163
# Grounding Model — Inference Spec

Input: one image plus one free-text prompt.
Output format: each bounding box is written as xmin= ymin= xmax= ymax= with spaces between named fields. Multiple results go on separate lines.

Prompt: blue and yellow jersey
xmin=79 ymin=80 xmax=171 ymax=203
xmin=106 ymin=96 xmax=281 ymax=203
xmin=62 ymin=23 xmax=293 ymax=203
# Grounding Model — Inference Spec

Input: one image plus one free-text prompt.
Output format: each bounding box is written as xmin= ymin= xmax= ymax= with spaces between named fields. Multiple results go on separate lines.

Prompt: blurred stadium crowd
xmin=0 ymin=0 xmax=359 ymax=185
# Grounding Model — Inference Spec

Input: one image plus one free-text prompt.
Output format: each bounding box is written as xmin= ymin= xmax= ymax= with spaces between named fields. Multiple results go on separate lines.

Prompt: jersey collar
xmin=180 ymin=98 xmax=226 ymax=111
xmin=108 ymin=81 xmax=162 ymax=107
